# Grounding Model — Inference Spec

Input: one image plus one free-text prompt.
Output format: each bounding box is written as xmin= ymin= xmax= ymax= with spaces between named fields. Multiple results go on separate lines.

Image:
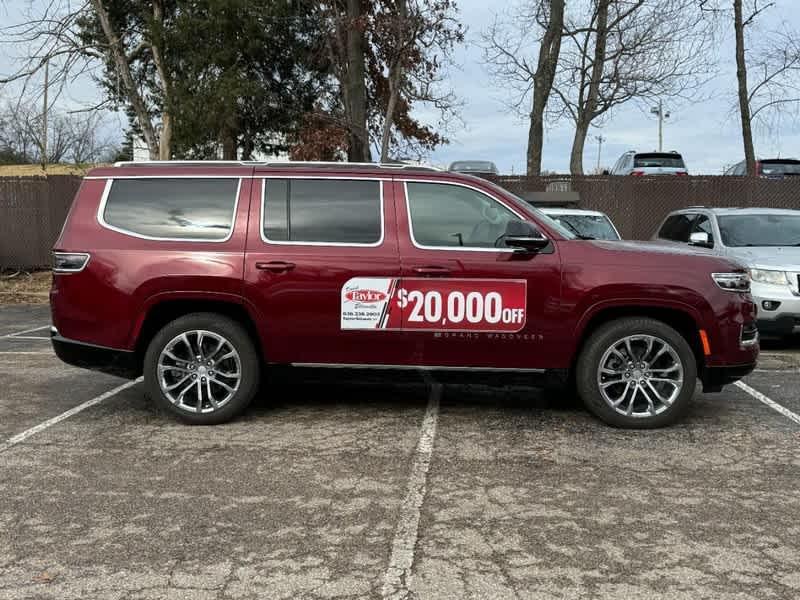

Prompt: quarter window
xmin=406 ymin=182 xmax=519 ymax=248
xmin=263 ymin=179 xmax=382 ymax=244
xmin=102 ymin=178 xmax=238 ymax=240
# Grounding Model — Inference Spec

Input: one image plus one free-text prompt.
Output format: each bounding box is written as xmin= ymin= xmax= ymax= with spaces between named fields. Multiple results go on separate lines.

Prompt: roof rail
xmin=112 ymin=160 xmax=443 ymax=171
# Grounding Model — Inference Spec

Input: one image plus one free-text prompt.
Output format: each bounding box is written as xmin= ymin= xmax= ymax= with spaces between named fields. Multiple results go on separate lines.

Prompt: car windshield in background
xmin=449 ymin=161 xmax=497 ymax=173
xmin=718 ymin=214 xmax=800 ymax=247
xmin=760 ymin=161 xmax=800 ymax=176
xmin=549 ymin=215 xmax=619 ymax=240
xmin=633 ymin=154 xmax=685 ymax=168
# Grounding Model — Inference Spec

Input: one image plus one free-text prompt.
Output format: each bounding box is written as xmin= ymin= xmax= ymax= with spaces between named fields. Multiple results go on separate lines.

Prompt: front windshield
xmin=718 ymin=213 xmax=800 ymax=247
xmin=547 ymin=214 xmax=620 ymax=240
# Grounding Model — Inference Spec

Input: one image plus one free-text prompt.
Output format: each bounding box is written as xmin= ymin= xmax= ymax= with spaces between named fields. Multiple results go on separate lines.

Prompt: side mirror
xmin=503 ymin=222 xmax=549 ymax=252
xmin=689 ymin=231 xmax=713 ymax=248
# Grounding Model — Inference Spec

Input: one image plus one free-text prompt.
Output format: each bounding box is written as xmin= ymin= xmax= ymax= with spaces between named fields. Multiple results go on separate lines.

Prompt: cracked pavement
xmin=1 ymin=306 xmax=799 ymax=599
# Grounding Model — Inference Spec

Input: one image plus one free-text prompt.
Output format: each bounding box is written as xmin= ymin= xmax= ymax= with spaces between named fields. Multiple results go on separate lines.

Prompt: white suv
xmin=611 ymin=151 xmax=688 ymax=176
xmin=655 ymin=208 xmax=800 ymax=338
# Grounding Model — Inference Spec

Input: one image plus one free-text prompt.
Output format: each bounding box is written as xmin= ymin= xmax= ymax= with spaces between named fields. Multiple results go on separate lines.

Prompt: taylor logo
xmin=345 ymin=289 xmax=387 ymax=303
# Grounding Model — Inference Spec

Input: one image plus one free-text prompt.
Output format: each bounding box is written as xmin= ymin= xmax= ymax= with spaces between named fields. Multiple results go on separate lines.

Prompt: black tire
xmin=143 ymin=312 xmax=260 ymax=425
xmin=576 ymin=317 xmax=697 ymax=429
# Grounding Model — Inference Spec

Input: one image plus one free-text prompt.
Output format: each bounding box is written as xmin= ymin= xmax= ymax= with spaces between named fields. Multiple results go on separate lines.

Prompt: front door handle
xmin=412 ymin=266 xmax=451 ymax=277
xmin=255 ymin=261 xmax=296 ymax=273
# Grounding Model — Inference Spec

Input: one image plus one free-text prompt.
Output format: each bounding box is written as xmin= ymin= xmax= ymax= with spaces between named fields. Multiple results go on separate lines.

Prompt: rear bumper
xmin=51 ymin=328 xmax=140 ymax=379
xmin=701 ymin=363 xmax=757 ymax=393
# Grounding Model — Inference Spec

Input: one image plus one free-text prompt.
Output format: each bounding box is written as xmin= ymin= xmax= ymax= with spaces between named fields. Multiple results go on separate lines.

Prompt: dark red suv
xmin=51 ymin=161 xmax=759 ymax=428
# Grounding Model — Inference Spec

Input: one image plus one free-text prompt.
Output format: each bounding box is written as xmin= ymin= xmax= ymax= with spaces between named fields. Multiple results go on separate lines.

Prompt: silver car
xmin=655 ymin=208 xmax=800 ymax=338
xmin=610 ymin=151 xmax=688 ymax=176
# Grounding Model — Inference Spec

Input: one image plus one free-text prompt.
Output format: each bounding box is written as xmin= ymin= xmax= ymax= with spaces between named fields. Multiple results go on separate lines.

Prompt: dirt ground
xmin=0 ymin=271 xmax=51 ymax=304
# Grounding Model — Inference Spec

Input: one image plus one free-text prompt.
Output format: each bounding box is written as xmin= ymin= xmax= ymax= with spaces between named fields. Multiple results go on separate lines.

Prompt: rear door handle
xmin=255 ymin=261 xmax=296 ymax=273
xmin=412 ymin=266 xmax=451 ymax=277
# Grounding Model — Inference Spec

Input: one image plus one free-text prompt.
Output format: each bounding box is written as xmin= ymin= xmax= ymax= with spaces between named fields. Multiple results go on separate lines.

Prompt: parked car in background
xmin=540 ymin=208 xmax=621 ymax=240
xmin=448 ymin=160 xmax=499 ymax=177
xmin=655 ymin=207 xmax=800 ymax=338
xmin=51 ymin=160 xmax=757 ymax=429
xmin=724 ymin=158 xmax=800 ymax=179
xmin=610 ymin=151 xmax=688 ymax=176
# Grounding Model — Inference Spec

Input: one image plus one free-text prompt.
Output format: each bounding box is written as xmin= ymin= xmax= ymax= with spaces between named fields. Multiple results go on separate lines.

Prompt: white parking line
xmin=0 ymin=351 xmax=53 ymax=355
xmin=3 ymin=335 xmax=50 ymax=341
xmin=0 ymin=378 xmax=141 ymax=453
xmin=735 ymin=381 xmax=800 ymax=426
xmin=382 ymin=382 xmax=441 ymax=600
xmin=0 ymin=325 xmax=50 ymax=339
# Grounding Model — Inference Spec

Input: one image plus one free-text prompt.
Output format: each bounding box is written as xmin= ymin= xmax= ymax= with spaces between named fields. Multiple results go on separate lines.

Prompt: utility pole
xmin=650 ymin=100 xmax=670 ymax=152
xmin=41 ymin=58 xmax=49 ymax=170
xmin=594 ymin=134 xmax=605 ymax=173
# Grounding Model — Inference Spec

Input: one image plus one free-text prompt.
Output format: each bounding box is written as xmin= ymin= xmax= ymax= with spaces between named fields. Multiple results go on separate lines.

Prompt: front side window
xmin=102 ymin=178 xmax=239 ymax=240
xmin=263 ymin=178 xmax=382 ymax=244
xmin=406 ymin=182 xmax=521 ymax=248
xmin=658 ymin=214 xmax=695 ymax=242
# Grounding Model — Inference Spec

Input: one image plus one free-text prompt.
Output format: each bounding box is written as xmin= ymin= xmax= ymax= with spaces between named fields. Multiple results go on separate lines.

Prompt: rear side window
xmin=634 ymin=153 xmax=685 ymax=169
xmin=658 ymin=214 xmax=695 ymax=242
xmin=102 ymin=178 xmax=239 ymax=240
xmin=263 ymin=178 xmax=382 ymax=244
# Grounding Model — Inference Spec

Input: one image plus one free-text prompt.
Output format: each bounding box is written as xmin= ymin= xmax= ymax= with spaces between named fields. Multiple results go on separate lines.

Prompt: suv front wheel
xmin=576 ymin=317 xmax=697 ymax=428
xmin=143 ymin=313 xmax=260 ymax=424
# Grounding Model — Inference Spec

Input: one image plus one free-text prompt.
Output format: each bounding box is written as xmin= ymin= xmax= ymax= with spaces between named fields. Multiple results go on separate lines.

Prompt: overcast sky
xmin=1 ymin=0 xmax=799 ymax=174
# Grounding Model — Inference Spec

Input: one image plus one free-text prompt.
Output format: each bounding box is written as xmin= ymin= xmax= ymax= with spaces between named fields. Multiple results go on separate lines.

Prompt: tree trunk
xmin=569 ymin=0 xmax=609 ymax=176
xmin=527 ymin=0 xmax=564 ymax=175
xmin=379 ymin=0 xmax=407 ymax=163
xmin=345 ymin=0 xmax=370 ymax=162
xmin=90 ymin=0 xmax=160 ymax=159
xmin=151 ymin=0 xmax=172 ymax=160
xmin=734 ymin=0 xmax=756 ymax=176
xmin=570 ymin=119 xmax=589 ymax=175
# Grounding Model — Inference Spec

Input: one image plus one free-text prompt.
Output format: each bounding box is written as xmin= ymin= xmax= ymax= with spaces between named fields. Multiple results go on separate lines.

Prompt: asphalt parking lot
xmin=1 ymin=305 xmax=799 ymax=600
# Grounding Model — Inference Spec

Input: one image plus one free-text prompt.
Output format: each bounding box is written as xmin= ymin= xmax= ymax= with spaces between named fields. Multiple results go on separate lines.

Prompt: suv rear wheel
xmin=576 ymin=317 xmax=697 ymax=428
xmin=143 ymin=312 xmax=260 ymax=424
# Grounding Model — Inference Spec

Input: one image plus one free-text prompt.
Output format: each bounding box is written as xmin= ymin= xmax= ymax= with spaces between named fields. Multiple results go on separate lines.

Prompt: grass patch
xmin=0 ymin=270 xmax=51 ymax=304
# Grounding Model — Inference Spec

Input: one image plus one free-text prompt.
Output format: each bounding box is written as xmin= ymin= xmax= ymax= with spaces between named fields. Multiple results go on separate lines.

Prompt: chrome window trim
xmin=259 ymin=175 xmax=386 ymax=248
xmin=96 ymin=178 xmax=242 ymax=243
xmin=400 ymin=179 xmax=535 ymax=253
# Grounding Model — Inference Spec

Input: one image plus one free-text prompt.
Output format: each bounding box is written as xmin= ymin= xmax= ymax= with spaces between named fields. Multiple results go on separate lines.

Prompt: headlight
xmin=749 ymin=268 xmax=789 ymax=286
xmin=712 ymin=272 xmax=750 ymax=292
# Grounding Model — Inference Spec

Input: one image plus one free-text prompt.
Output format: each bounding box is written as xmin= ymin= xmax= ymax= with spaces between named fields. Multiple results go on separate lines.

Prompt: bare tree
xmin=484 ymin=0 xmax=564 ymax=175
xmin=486 ymin=0 xmax=713 ymax=175
xmin=375 ymin=0 xmax=462 ymax=162
xmin=1 ymin=0 xmax=172 ymax=160
xmin=703 ymin=1 xmax=800 ymax=176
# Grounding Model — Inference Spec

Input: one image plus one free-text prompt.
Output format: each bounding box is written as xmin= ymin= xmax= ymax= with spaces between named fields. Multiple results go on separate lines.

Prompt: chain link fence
xmin=493 ymin=175 xmax=800 ymax=239
xmin=0 ymin=176 xmax=81 ymax=271
xmin=2 ymin=173 xmax=800 ymax=270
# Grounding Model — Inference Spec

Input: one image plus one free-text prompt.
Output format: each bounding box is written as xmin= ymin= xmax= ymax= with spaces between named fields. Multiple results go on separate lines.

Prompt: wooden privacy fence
xmin=2 ymin=173 xmax=800 ymax=270
xmin=0 ymin=176 xmax=81 ymax=271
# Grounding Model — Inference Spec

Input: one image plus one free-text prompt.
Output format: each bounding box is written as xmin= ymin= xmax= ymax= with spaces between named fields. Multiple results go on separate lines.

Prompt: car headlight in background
xmin=749 ymin=268 xmax=790 ymax=286
xmin=712 ymin=272 xmax=751 ymax=292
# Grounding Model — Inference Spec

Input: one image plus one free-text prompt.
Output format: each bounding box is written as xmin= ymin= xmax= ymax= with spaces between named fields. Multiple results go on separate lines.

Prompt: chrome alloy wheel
xmin=597 ymin=335 xmax=684 ymax=418
xmin=157 ymin=330 xmax=242 ymax=413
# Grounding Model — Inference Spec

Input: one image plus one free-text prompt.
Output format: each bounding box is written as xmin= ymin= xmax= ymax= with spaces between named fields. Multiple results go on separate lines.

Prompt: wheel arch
xmin=573 ymin=303 xmax=706 ymax=373
xmin=131 ymin=294 xmax=265 ymax=371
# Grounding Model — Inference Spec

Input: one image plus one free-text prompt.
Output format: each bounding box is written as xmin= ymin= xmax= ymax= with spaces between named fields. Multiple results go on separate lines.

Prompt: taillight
xmin=631 ymin=170 xmax=645 ymax=176
xmin=52 ymin=252 xmax=90 ymax=273
xmin=675 ymin=171 xmax=688 ymax=176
